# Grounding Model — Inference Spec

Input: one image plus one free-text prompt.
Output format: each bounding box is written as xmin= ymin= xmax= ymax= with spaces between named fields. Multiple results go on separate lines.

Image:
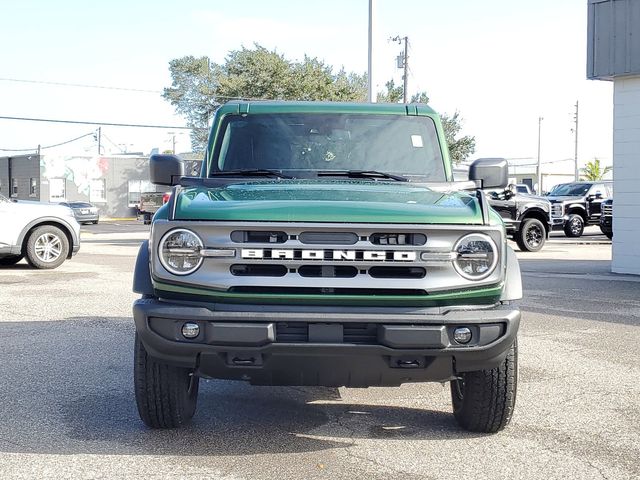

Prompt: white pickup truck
xmin=0 ymin=193 xmax=81 ymax=269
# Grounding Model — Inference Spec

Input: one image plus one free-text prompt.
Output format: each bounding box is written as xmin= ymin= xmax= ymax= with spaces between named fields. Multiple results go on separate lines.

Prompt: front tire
xmin=450 ymin=339 xmax=518 ymax=433
xmin=564 ymin=214 xmax=584 ymax=237
xmin=134 ymin=333 xmax=199 ymax=428
xmin=515 ymin=218 xmax=546 ymax=252
xmin=25 ymin=225 xmax=69 ymax=269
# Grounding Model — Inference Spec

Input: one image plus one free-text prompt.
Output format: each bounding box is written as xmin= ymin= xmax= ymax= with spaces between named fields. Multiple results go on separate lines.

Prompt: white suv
xmin=0 ymin=193 xmax=81 ymax=269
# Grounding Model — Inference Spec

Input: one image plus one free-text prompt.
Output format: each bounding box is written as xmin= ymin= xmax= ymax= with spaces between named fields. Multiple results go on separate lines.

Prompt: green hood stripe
xmin=152 ymin=279 xmax=503 ymax=307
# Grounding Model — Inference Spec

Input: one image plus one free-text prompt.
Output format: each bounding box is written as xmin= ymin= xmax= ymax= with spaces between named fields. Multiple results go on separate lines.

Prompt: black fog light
xmin=182 ymin=322 xmax=200 ymax=339
xmin=453 ymin=327 xmax=472 ymax=344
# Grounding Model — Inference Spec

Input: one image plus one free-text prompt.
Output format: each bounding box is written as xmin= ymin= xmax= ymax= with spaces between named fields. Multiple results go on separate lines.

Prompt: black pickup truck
xmin=486 ymin=186 xmax=563 ymax=252
xmin=546 ymin=181 xmax=613 ymax=237
xmin=600 ymin=198 xmax=613 ymax=239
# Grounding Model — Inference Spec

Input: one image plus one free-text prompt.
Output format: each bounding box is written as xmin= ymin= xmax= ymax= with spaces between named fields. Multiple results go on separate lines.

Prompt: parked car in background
xmin=546 ymin=181 xmax=613 ymax=237
xmin=0 ymin=193 xmax=80 ymax=269
xmin=600 ymin=198 xmax=613 ymax=239
xmin=486 ymin=185 xmax=563 ymax=252
xmin=137 ymin=192 xmax=171 ymax=225
xmin=59 ymin=201 xmax=99 ymax=224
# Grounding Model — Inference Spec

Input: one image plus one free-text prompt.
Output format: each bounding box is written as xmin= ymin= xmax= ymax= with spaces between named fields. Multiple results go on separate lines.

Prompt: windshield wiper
xmin=316 ymin=170 xmax=408 ymax=182
xmin=209 ymin=169 xmax=293 ymax=179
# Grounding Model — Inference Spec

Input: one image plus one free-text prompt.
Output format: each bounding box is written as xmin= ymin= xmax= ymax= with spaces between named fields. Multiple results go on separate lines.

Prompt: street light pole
xmin=536 ymin=116 xmax=543 ymax=194
xmin=573 ymin=100 xmax=579 ymax=181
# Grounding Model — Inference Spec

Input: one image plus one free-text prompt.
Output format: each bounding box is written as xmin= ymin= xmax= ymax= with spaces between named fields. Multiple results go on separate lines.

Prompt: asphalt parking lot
xmin=0 ymin=223 xmax=638 ymax=479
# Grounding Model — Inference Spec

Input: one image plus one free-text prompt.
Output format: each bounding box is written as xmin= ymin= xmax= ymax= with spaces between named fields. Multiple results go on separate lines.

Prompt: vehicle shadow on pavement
xmin=0 ymin=316 xmax=477 ymax=458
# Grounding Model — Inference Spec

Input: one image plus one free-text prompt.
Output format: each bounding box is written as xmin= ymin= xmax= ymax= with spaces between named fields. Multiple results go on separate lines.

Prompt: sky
xmin=0 ymin=0 xmax=613 ymax=172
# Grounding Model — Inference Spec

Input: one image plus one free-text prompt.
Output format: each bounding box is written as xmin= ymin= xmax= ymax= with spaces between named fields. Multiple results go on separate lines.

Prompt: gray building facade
xmin=587 ymin=0 xmax=640 ymax=275
xmin=0 ymin=154 xmax=41 ymax=201
xmin=0 ymin=153 xmax=202 ymax=218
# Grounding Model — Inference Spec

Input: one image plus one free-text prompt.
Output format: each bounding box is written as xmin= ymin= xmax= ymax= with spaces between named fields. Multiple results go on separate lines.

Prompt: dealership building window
xmin=49 ymin=178 xmax=66 ymax=202
xmin=90 ymin=178 xmax=107 ymax=203
xmin=11 ymin=178 xmax=18 ymax=197
xmin=128 ymin=180 xmax=154 ymax=207
xmin=29 ymin=178 xmax=37 ymax=197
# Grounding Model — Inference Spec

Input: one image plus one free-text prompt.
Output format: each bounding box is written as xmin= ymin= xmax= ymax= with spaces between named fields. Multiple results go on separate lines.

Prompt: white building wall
xmin=612 ymin=76 xmax=640 ymax=275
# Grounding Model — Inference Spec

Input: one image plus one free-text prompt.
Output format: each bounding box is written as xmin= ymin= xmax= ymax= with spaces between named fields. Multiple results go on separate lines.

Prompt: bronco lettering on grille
xmin=240 ymin=249 xmax=417 ymax=262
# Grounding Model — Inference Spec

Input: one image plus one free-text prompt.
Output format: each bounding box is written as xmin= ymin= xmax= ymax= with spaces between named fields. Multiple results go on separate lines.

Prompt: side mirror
xmin=469 ymin=158 xmax=508 ymax=190
xmin=150 ymin=154 xmax=184 ymax=186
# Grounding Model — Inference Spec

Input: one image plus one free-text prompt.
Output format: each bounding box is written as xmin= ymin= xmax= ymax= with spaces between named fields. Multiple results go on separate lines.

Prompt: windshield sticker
xmin=411 ymin=135 xmax=424 ymax=148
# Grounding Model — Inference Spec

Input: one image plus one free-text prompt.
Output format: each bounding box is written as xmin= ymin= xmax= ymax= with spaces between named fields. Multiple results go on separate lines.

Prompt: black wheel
xmin=134 ymin=333 xmax=199 ymax=428
xmin=564 ymin=214 xmax=584 ymax=237
xmin=450 ymin=340 xmax=518 ymax=433
xmin=25 ymin=225 xmax=69 ymax=269
xmin=600 ymin=227 xmax=612 ymax=240
xmin=0 ymin=255 xmax=24 ymax=266
xmin=515 ymin=218 xmax=546 ymax=252
xmin=93 ymin=220 xmax=99 ymax=225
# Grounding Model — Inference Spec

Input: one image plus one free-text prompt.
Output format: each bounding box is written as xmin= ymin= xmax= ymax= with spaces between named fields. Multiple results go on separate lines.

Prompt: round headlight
xmin=159 ymin=229 xmax=203 ymax=275
xmin=452 ymin=233 xmax=498 ymax=280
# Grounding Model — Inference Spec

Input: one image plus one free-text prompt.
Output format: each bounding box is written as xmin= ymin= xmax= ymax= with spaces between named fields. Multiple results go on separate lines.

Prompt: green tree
xmin=580 ymin=158 xmax=612 ymax=181
xmin=163 ymin=45 xmax=367 ymax=152
xmin=440 ymin=111 xmax=476 ymax=165
xmin=377 ymin=84 xmax=475 ymax=164
xmin=376 ymin=79 xmax=404 ymax=103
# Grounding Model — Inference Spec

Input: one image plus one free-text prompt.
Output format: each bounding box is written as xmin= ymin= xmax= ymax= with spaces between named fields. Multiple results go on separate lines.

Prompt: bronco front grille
xmin=602 ymin=204 xmax=613 ymax=217
xmin=151 ymin=220 xmax=506 ymax=297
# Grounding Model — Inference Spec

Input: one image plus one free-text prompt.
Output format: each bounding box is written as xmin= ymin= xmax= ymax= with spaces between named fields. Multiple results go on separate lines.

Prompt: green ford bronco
xmin=132 ymin=101 xmax=522 ymax=433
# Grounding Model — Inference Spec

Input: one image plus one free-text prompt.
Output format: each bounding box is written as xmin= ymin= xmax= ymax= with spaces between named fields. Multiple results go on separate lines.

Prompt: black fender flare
xmin=133 ymin=240 xmax=154 ymax=296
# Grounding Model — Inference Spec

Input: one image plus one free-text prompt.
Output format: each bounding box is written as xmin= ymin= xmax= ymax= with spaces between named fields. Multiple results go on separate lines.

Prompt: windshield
xmin=549 ymin=183 xmax=592 ymax=196
xmin=211 ymin=113 xmax=446 ymax=181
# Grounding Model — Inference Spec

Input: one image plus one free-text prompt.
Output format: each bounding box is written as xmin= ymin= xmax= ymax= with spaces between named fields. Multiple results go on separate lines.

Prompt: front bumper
xmin=133 ymin=298 xmax=520 ymax=387
xmin=74 ymin=213 xmax=99 ymax=223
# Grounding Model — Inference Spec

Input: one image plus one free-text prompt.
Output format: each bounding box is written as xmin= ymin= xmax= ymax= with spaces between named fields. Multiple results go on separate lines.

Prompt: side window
xmin=29 ymin=178 xmax=38 ymax=197
xmin=128 ymin=180 xmax=154 ymax=207
xmin=589 ymin=184 xmax=604 ymax=197
xmin=49 ymin=178 xmax=66 ymax=202
xmin=90 ymin=179 xmax=107 ymax=203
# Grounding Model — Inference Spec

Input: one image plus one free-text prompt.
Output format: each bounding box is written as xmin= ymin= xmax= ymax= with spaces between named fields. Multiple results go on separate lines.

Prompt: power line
xmin=0 ymin=132 xmax=95 ymax=152
xmin=0 ymin=115 xmax=192 ymax=130
xmin=0 ymin=77 xmax=162 ymax=94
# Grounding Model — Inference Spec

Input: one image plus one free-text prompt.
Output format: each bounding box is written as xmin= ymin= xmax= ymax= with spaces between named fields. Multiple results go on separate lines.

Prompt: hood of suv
xmin=546 ymin=195 xmax=584 ymax=203
xmin=172 ymin=180 xmax=484 ymax=224
xmin=10 ymin=199 xmax=76 ymax=217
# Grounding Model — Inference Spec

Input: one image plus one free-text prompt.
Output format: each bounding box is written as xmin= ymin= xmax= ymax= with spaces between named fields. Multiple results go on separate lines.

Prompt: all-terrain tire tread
xmin=134 ymin=333 xmax=198 ymax=429
xmin=451 ymin=340 xmax=517 ymax=433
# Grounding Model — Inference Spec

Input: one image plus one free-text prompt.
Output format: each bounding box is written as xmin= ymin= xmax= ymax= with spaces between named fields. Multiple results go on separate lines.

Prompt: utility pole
xmin=536 ymin=116 xmax=543 ymax=194
xmin=367 ymin=0 xmax=373 ymax=102
xmin=573 ymin=100 xmax=579 ymax=181
xmin=392 ymin=35 xmax=409 ymax=103
xmin=96 ymin=127 xmax=102 ymax=156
